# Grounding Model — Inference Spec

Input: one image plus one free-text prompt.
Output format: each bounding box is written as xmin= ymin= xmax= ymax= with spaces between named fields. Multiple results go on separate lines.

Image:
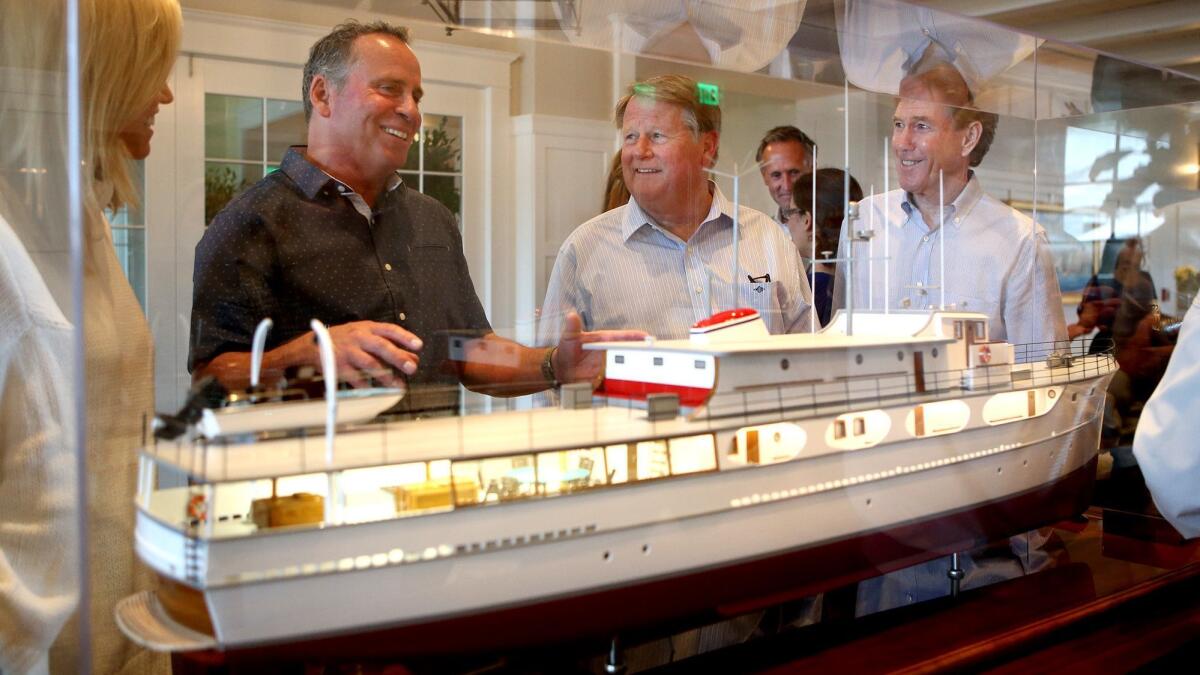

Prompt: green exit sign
xmin=697 ymin=82 xmax=720 ymax=106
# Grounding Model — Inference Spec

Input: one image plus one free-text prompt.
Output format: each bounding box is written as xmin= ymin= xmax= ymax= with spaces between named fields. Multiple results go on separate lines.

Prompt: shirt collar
xmin=899 ymin=171 xmax=983 ymax=230
xmin=280 ymin=145 xmax=404 ymax=201
xmin=621 ymin=180 xmax=728 ymax=242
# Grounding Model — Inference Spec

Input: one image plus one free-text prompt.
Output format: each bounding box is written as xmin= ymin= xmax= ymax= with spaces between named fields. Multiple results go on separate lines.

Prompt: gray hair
xmin=302 ymin=19 xmax=409 ymax=122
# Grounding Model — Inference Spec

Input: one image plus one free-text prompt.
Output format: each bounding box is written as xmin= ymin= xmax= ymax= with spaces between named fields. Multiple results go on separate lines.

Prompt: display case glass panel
xmin=36 ymin=0 xmax=1200 ymax=669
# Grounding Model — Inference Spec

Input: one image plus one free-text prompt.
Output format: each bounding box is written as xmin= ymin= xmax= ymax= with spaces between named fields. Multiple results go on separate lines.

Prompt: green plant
xmin=205 ymin=165 xmax=254 ymax=225
xmin=420 ymin=117 xmax=462 ymax=216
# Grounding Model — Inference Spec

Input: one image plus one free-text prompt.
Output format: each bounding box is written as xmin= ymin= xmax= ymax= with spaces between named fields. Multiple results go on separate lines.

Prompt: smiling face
xmin=759 ymin=140 xmax=811 ymax=211
xmin=891 ymin=82 xmax=978 ymax=204
xmin=119 ymin=83 xmax=174 ymax=160
xmin=312 ymin=33 xmax=423 ymax=190
xmin=620 ymin=97 xmax=717 ymax=223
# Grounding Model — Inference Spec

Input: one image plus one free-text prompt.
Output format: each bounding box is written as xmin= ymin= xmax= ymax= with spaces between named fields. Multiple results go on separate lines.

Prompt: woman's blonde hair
xmin=82 ymin=0 xmax=182 ymax=211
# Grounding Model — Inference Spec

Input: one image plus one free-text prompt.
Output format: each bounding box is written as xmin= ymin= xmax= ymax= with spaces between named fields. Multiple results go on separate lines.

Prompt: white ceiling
xmin=911 ymin=0 xmax=1200 ymax=78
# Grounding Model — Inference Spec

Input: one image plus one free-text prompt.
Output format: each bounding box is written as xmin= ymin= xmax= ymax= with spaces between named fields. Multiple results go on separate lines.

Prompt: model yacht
xmin=116 ymin=307 xmax=1116 ymax=655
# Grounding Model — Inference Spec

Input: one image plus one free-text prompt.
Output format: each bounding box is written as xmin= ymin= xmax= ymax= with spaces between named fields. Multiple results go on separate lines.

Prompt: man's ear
xmin=309 ymin=74 xmax=334 ymax=119
xmin=961 ymin=120 xmax=982 ymax=158
xmin=701 ymin=130 xmax=719 ymax=168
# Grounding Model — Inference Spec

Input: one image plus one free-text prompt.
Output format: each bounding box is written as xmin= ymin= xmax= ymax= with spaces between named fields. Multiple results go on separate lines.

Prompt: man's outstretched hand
xmin=552 ymin=311 xmax=648 ymax=387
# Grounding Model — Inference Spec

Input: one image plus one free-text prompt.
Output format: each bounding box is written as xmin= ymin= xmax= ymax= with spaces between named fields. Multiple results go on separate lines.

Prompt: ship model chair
xmin=566 ymin=457 xmax=595 ymax=492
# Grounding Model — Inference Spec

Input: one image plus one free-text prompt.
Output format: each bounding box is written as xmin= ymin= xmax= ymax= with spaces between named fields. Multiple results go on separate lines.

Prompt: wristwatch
xmin=541 ymin=346 xmax=559 ymax=388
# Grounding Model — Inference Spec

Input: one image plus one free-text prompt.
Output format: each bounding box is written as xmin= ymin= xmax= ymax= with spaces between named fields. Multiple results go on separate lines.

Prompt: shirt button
xmin=398 ymin=312 xmax=406 ymax=321
xmin=906 ymin=593 xmax=914 ymax=603
xmin=695 ymin=287 xmax=702 ymax=294
xmin=384 ymin=263 xmax=393 ymax=271
xmin=954 ymin=217 xmax=961 ymax=224
xmin=922 ymin=235 xmax=930 ymax=242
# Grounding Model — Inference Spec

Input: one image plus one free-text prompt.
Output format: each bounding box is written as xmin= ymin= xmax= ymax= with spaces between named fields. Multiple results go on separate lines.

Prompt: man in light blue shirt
xmin=834 ymin=60 xmax=1066 ymax=348
xmin=538 ymin=75 xmax=812 ymax=344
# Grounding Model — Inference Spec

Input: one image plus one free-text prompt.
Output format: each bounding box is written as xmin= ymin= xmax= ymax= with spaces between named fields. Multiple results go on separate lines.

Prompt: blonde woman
xmin=7 ymin=1 xmax=182 ymax=673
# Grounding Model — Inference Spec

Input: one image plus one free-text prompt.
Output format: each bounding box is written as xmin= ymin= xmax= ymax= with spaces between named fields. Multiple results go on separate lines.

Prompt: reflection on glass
xmin=266 ymin=99 xmax=306 ymax=162
xmin=205 ymin=94 xmax=263 ymax=160
xmin=205 ymin=162 xmax=263 ymax=225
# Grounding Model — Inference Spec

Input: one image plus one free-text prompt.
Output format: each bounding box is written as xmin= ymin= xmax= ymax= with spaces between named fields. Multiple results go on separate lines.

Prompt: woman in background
xmin=602 ymin=152 xmax=631 ymax=213
xmin=787 ymin=168 xmax=863 ymax=326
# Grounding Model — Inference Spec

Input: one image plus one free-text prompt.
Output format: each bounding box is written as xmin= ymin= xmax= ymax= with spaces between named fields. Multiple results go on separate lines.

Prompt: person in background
xmin=756 ymin=125 xmax=817 ymax=224
xmin=539 ymin=75 xmax=812 ymax=344
xmin=602 ymin=152 xmax=630 ymax=213
xmin=787 ymin=168 xmax=863 ymax=326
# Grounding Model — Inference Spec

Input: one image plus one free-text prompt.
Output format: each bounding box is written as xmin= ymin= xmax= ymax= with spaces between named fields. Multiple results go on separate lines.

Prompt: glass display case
xmin=1 ymin=2 xmax=86 ymax=672
xmin=8 ymin=0 xmax=1200 ymax=671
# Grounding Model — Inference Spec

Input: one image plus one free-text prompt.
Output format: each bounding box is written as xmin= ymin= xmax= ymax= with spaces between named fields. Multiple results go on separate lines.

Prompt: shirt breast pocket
xmin=740 ymin=280 xmax=779 ymax=331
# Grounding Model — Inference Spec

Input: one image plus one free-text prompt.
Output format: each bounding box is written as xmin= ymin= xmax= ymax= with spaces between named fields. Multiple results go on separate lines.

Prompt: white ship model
xmin=117 ymin=307 xmax=1115 ymax=656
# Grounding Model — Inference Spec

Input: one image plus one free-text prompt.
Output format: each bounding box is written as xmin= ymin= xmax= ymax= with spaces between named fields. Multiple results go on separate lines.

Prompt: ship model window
xmin=954 ymin=321 xmax=963 ymax=339
xmin=834 ymin=420 xmax=847 ymax=439
xmin=694 ymin=360 xmax=706 ymax=369
xmin=975 ymin=321 xmax=986 ymax=339
xmin=854 ymin=417 xmax=866 ymax=436
xmin=614 ymin=355 xmax=625 ymax=364
xmin=932 ymin=348 xmax=939 ymax=358
xmin=653 ymin=357 xmax=664 ymax=366
xmin=780 ymin=358 xmax=790 ymax=370
xmin=667 ymin=434 xmax=718 ymax=475
xmin=855 ymin=354 xmax=863 ymax=365
xmin=897 ymin=351 xmax=905 ymax=361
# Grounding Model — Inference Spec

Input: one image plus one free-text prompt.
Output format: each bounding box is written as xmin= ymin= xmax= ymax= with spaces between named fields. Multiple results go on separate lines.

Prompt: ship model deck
xmin=117 ymin=308 xmax=1116 ymax=656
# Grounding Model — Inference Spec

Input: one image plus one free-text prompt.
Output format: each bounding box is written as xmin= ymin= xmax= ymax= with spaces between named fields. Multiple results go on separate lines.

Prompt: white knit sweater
xmin=0 ymin=216 xmax=79 ymax=675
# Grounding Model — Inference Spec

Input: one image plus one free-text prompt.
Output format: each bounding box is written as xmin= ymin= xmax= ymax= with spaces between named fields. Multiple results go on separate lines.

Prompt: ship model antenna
xmin=868 ymin=183 xmax=875 ymax=311
xmin=706 ymin=161 xmax=766 ymax=312
xmin=844 ymin=79 xmax=853 ymax=336
xmin=810 ymin=147 xmax=818 ymax=334
xmin=939 ymin=169 xmax=946 ymax=310
xmin=884 ymin=136 xmax=890 ymax=315
xmin=250 ymin=318 xmax=273 ymax=389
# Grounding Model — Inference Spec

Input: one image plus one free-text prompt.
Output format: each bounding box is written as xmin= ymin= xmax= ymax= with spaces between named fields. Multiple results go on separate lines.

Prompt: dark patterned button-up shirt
xmin=190 ymin=147 xmax=491 ymax=413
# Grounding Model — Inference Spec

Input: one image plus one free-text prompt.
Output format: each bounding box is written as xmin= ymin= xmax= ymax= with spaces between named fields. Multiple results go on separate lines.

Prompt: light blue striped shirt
xmin=537 ymin=184 xmax=813 ymax=345
xmin=833 ymin=175 xmax=1067 ymax=347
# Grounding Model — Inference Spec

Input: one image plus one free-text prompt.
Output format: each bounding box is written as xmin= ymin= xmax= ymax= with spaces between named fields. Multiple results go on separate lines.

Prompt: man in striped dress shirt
xmin=537 ymin=74 xmax=813 ymax=346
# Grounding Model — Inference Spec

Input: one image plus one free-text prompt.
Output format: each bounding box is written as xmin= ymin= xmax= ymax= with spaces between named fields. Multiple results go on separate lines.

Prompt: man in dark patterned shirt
xmin=190 ymin=20 xmax=639 ymax=413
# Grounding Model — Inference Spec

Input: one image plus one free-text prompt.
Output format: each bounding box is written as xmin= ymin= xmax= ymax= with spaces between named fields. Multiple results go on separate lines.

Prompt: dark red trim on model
xmin=598 ymin=378 xmax=714 ymax=407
